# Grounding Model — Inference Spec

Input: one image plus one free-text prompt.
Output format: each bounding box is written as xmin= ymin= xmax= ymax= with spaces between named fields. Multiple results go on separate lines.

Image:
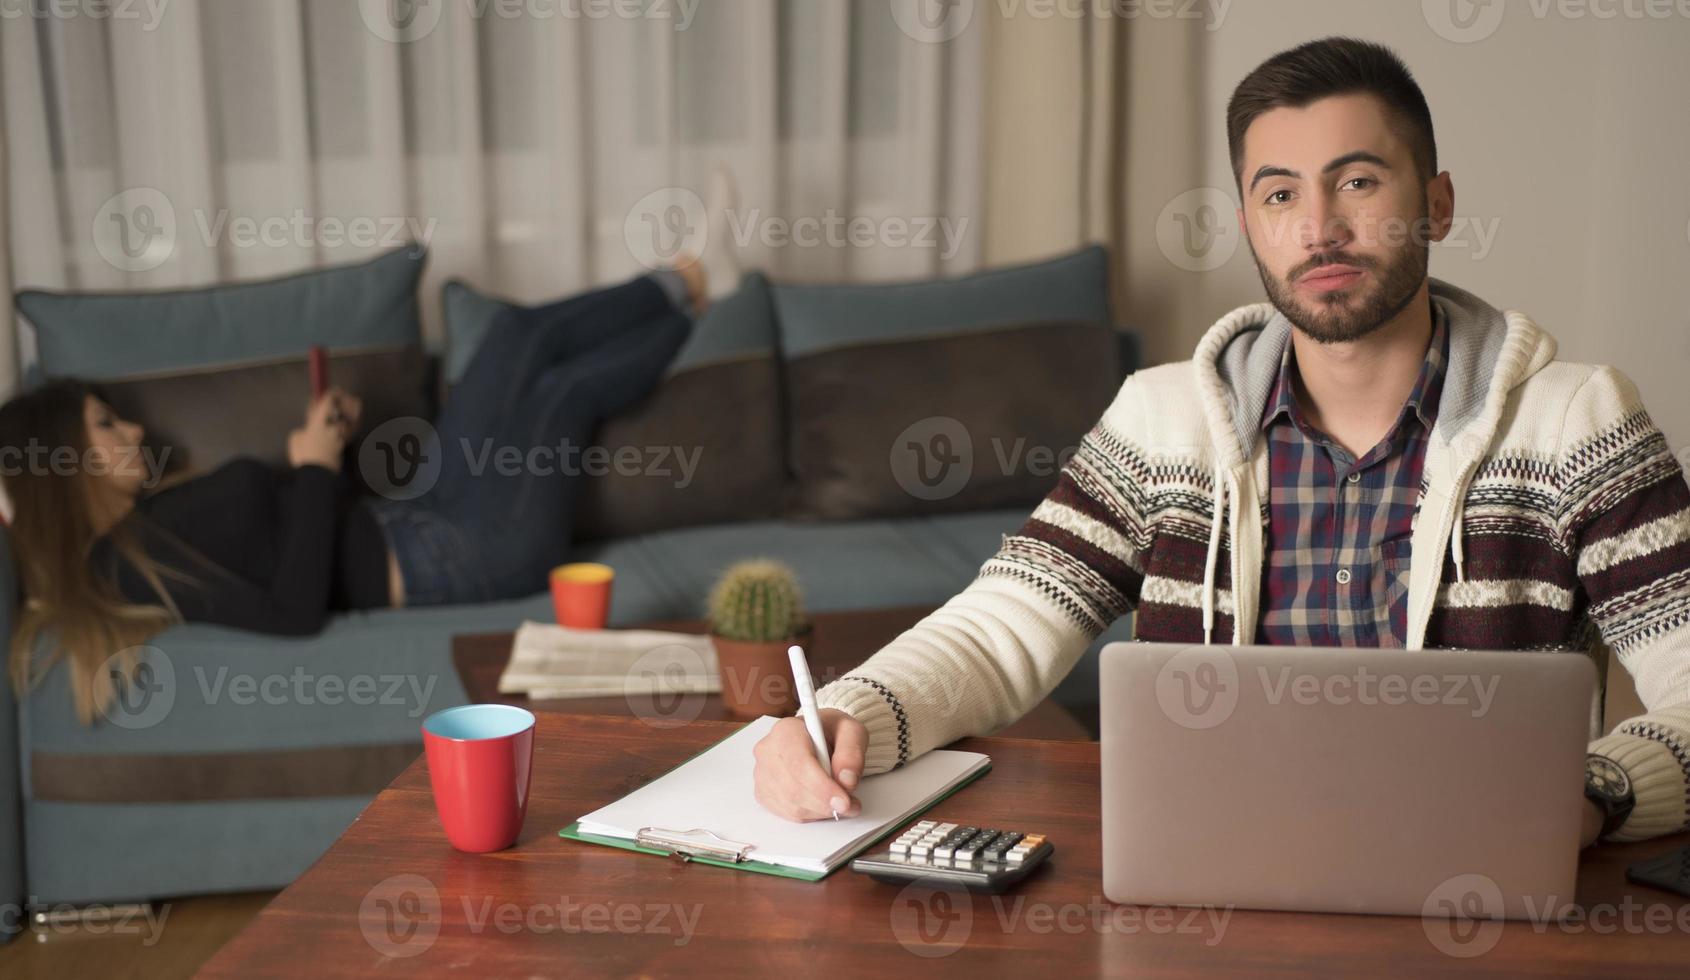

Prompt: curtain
xmin=0 ymin=0 xmax=997 ymax=390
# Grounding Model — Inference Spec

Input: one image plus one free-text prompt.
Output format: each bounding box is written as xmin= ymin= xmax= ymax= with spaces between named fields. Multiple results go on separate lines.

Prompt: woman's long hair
xmin=0 ymin=381 xmax=184 ymax=723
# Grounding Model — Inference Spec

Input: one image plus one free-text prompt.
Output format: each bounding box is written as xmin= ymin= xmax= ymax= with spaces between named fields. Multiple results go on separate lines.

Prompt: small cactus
xmin=707 ymin=559 xmax=808 ymax=643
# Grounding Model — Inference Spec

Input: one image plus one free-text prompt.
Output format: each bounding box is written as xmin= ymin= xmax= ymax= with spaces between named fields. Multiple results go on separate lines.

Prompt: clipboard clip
xmin=635 ymin=826 xmax=757 ymax=864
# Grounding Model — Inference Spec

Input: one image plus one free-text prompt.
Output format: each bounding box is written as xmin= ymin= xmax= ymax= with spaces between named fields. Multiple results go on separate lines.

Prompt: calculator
xmin=849 ymin=820 xmax=1054 ymax=893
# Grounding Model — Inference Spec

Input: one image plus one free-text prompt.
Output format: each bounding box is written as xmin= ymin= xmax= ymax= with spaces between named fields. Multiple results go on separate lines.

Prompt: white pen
xmin=788 ymin=644 xmax=840 ymax=821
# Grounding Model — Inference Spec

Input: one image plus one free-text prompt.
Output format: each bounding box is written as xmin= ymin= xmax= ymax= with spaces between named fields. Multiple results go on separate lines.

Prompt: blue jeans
xmin=368 ymin=275 xmax=691 ymax=605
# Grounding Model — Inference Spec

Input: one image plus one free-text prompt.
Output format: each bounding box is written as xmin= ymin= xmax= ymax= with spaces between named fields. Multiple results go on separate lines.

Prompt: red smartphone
xmin=308 ymin=345 xmax=329 ymax=399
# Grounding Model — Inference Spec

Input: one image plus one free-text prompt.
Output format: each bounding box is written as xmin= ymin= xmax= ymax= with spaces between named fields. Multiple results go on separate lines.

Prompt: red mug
xmin=551 ymin=562 xmax=614 ymax=629
xmin=421 ymin=704 xmax=536 ymax=853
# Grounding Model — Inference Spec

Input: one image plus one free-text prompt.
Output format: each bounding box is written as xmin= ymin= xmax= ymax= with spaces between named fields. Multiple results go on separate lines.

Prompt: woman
xmin=2 ymin=267 xmax=702 ymax=722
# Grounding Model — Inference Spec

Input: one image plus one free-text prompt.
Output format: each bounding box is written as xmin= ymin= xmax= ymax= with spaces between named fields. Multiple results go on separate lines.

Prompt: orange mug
xmin=551 ymin=563 xmax=614 ymax=629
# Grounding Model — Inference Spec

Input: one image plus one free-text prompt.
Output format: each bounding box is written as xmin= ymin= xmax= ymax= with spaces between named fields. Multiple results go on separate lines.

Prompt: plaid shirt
xmin=1257 ymin=309 xmax=1449 ymax=648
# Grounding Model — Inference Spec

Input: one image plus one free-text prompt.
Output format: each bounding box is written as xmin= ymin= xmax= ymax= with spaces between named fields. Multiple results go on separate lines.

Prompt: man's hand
xmin=752 ymin=708 xmax=867 ymax=822
xmin=1581 ymin=798 xmax=1604 ymax=849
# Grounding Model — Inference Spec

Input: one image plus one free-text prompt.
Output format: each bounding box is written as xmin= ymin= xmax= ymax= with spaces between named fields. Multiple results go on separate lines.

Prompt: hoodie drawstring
xmin=1450 ymin=504 xmax=1467 ymax=583
xmin=1203 ymin=463 xmax=1229 ymax=645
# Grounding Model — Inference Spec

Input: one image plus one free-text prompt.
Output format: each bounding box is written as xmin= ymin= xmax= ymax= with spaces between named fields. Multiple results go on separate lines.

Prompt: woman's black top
xmin=97 ymin=458 xmax=390 ymax=635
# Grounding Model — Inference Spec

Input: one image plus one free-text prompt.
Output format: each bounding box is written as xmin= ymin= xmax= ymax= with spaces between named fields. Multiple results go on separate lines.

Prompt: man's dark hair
xmin=1226 ymin=37 xmax=1437 ymax=190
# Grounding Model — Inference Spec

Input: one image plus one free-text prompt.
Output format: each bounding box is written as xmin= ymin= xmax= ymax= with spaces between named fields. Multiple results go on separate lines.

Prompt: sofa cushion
xmin=442 ymin=273 xmax=786 ymax=540
xmin=16 ymin=247 xmax=433 ymax=475
xmin=19 ymin=246 xmax=427 ymax=379
xmin=772 ymin=246 xmax=1120 ymax=519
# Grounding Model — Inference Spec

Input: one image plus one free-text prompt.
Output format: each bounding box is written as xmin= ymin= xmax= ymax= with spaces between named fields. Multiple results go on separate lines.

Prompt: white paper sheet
xmin=576 ymin=715 xmax=990 ymax=873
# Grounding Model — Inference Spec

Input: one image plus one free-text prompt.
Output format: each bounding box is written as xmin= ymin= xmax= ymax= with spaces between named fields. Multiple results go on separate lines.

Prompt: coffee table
xmin=450 ymin=604 xmax=1090 ymax=740
xmin=195 ymin=712 xmax=1690 ymax=978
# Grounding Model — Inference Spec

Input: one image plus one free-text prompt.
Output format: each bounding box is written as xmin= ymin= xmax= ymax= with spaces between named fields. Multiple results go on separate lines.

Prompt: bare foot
xmin=671 ymin=253 xmax=709 ymax=316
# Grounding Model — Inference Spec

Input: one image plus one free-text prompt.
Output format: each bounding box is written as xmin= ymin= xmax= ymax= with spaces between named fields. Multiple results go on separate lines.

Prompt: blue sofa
xmin=1 ymin=246 xmax=1137 ymax=914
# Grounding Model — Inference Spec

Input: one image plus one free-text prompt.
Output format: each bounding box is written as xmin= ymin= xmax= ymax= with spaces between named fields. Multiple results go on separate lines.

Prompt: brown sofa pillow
xmin=96 ymin=345 xmax=432 ymax=478
xmin=785 ymin=321 xmax=1120 ymax=520
xmin=571 ymin=353 xmax=785 ymax=541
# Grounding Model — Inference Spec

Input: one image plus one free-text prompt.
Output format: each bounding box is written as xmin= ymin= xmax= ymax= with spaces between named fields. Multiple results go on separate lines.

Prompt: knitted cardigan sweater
xmin=816 ymin=279 xmax=1690 ymax=843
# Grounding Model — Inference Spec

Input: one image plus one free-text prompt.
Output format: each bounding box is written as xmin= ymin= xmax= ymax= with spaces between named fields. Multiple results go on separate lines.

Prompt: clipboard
xmin=559 ymin=718 xmax=992 ymax=881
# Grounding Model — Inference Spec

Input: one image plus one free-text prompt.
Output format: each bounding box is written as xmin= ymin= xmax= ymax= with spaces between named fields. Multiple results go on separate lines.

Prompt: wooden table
xmin=197 ymin=713 xmax=1690 ymax=978
xmin=451 ymin=604 xmax=1090 ymax=741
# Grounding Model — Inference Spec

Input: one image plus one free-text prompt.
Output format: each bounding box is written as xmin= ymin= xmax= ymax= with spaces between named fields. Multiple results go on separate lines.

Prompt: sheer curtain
xmin=1 ymin=0 xmax=987 ymax=387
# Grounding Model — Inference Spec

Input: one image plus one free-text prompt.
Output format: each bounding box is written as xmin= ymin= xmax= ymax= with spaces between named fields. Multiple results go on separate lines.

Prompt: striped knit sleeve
xmin=1560 ymin=367 xmax=1690 ymax=841
xmin=814 ymin=386 xmax=1151 ymax=774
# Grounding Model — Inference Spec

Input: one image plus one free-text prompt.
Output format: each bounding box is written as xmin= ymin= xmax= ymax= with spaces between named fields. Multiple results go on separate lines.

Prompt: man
xmin=753 ymin=37 xmax=1690 ymax=847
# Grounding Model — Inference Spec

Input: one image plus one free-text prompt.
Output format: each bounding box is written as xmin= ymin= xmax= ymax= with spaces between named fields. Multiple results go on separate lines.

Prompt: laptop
xmin=1100 ymin=642 xmax=1596 ymax=918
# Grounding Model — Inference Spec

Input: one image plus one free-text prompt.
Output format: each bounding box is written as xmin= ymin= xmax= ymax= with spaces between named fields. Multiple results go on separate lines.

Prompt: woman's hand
xmin=322 ymin=386 xmax=362 ymax=440
xmin=288 ymin=391 xmax=354 ymax=471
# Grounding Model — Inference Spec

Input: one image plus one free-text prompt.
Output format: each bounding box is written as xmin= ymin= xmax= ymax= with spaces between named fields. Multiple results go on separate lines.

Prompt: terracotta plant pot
xmin=711 ymin=627 xmax=813 ymax=718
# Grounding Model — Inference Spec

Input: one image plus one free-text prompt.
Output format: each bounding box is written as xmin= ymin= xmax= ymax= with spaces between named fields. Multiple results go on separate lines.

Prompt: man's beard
xmin=1252 ymin=230 xmax=1429 ymax=345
